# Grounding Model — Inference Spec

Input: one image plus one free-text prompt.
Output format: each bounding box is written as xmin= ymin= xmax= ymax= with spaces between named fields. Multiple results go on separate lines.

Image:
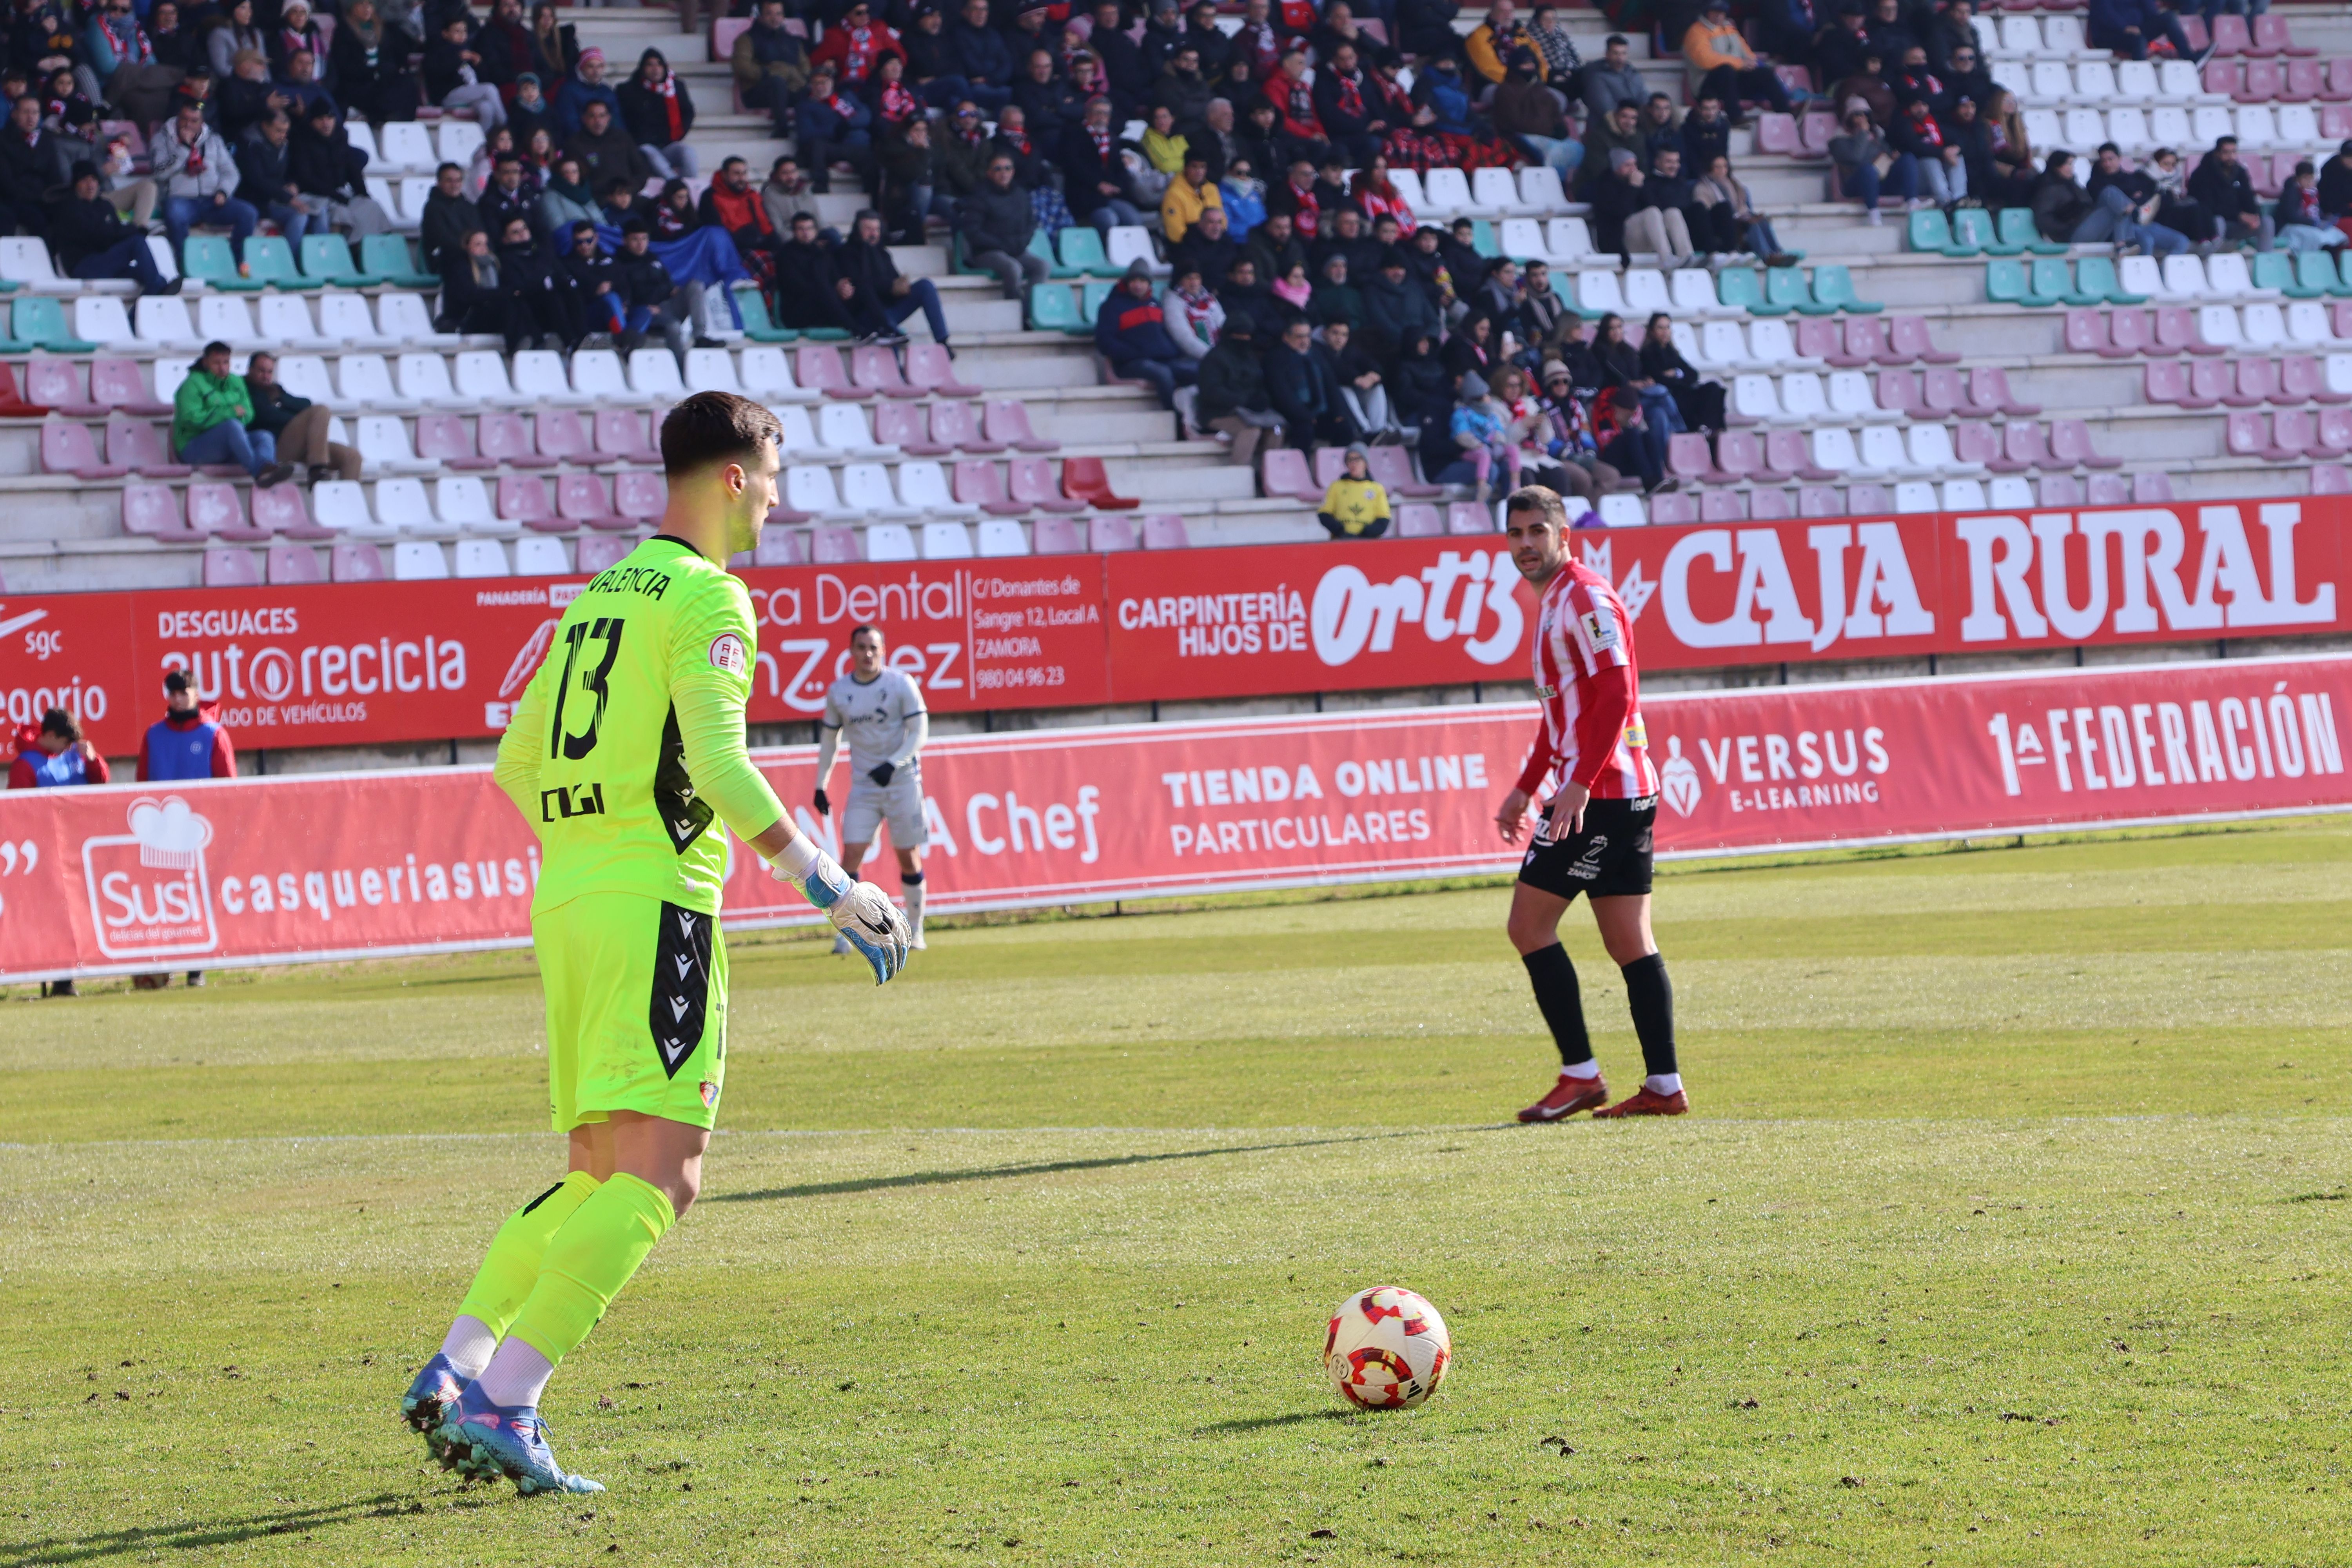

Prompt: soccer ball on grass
xmin=1323 ymin=1285 xmax=1451 ymax=1410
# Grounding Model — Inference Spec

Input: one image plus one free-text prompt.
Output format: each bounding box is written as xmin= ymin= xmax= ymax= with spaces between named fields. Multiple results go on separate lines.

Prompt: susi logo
xmin=81 ymin=796 xmax=218 ymax=960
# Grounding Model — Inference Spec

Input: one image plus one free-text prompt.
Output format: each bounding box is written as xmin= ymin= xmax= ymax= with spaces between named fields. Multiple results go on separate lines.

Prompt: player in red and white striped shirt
xmin=1492 ymin=487 xmax=1686 ymax=1120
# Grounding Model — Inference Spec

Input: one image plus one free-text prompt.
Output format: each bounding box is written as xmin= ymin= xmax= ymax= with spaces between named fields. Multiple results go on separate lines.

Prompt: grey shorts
xmin=842 ymin=768 xmax=927 ymax=849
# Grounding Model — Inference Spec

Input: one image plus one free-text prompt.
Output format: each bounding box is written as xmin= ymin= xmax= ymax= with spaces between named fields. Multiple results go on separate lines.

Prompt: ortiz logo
xmin=82 ymin=796 xmax=218 ymax=960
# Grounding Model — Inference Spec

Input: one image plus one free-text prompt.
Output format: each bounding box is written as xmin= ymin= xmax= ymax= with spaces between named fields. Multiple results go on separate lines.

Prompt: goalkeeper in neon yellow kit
xmin=400 ymin=392 xmax=909 ymax=1495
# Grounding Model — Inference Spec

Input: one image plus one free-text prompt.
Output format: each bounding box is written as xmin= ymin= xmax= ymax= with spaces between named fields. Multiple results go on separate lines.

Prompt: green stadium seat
xmin=244 ymin=235 xmax=318 ymax=290
xmin=1715 ymin=266 xmax=1766 ymax=314
xmin=1997 ymin=207 xmax=2067 ymax=256
xmin=358 ymin=234 xmax=438 ymax=289
xmin=1054 ymin=226 xmax=1120 ymax=278
xmin=1766 ymin=266 xmax=1834 ymax=316
xmin=182 ymin=234 xmax=262 ymax=291
xmin=732 ymin=286 xmax=797 ymax=343
xmin=1078 ymin=278 xmax=1116 ymax=323
xmin=2026 ymin=256 xmax=2073 ymax=307
xmin=1027 ymin=282 xmax=1082 ymax=331
xmin=1468 ymin=219 xmax=1499 ymax=259
xmin=12 ymin=296 xmax=96 ymax=352
xmin=2248 ymin=250 xmax=2321 ymax=299
xmin=1808 ymin=264 xmax=1882 ymax=313
xmin=2067 ymin=256 xmax=2146 ymax=307
xmin=1029 ymin=227 xmax=1078 ymax=279
xmin=1945 ymin=208 xmax=2000 ymax=258
xmin=299 ymin=234 xmax=368 ymax=286
xmin=2319 ymin=250 xmax=2352 ymax=299
xmin=1907 ymin=208 xmax=1954 ymax=254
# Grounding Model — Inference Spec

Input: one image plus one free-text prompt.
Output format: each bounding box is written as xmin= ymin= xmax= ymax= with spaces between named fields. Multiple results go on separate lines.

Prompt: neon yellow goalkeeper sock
xmin=453 ymin=1170 xmax=603 ymax=1345
xmin=503 ymin=1172 xmax=676 ymax=1368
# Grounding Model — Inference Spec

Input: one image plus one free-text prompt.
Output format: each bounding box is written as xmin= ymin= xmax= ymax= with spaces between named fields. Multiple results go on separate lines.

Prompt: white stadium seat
xmin=357 ymin=415 xmax=438 ymax=474
xmin=920 ymin=521 xmax=975 ymax=558
xmin=394 ymin=353 xmax=470 ymax=410
xmin=335 ymin=354 xmax=416 ymax=412
xmin=865 ymin=523 xmax=920 ymax=561
xmin=818 ymin=403 xmax=894 ymax=457
xmin=976 ymin=519 xmax=1030 ymax=556
xmin=684 ymin=348 xmax=744 ymax=394
xmin=392 ymin=541 xmax=449 ymax=580
xmin=453 ymin=539 xmax=509 ymax=579
xmin=374 ymin=477 xmax=450 ymax=535
xmin=454 ymin=350 xmax=533 ymax=407
xmin=1893 ymin=481 xmax=1938 ymax=514
xmin=515 ymin=537 xmax=573 ymax=575
xmin=513 ymin=349 xmax=589 ymax=406
xmin=72 ymin=296 xmax=134 ymax=347
xmin=260 ymin=294 xmax=333 ymax=349
xmin=435 ymin=476 xmax=509 ymax=535
xmin=135 ymin=294 xmax=204 ymax=348
xmin=319 ymin=293 xmax=399 ymax=350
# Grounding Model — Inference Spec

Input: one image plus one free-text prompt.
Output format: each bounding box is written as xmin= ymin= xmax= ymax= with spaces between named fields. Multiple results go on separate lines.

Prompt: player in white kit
xmin=814 ymin=625 xmax=933 ymax=950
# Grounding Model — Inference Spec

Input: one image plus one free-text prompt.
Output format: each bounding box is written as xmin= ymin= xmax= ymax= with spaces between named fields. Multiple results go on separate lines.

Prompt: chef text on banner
xmin=0 ymin=655 xmax=2343 ymax=982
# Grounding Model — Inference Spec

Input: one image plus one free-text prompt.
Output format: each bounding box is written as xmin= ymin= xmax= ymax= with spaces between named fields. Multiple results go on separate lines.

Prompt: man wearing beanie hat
xmin=53 ymin=160 xmax=177 ymax=293
xmin=1096 ymin=260 xmax=1196 ymax=410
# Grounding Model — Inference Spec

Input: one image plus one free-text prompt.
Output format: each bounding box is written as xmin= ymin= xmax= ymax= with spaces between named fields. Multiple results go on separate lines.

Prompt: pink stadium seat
xmin=417 ymin=414 xmax=494 ymax=470
xmin=2063 ymin=308 xmax=2109 ymax=356
xmin=266 ymin=542 xmax=322 ymax=584
xmin=2105 ymin=308 xmax=2154 ymax=359
xmin=46 ymin=421 xmax=127 ymax=479
xmin=1969 ymin=367 xmax=2038 ymax=417
xmin=1885 ymin=315 xmax=1958 ymax=364
xmin=2224 ymin=358 xmax=2277 ymax=408
xmin=1027 ymin=454 xmax=1111 ymax=510
xmin=1088 ymin=515 xmax=1140 ymax=551
xmin=186 ymin=481 xmax=268 ymax=542
xmin=2235 ymin=58 xmax=2284 ymax=102
xmin=2156 ymin=306 xmax=2218 ymax=355
xmin=873 ymin=401 xmax=951 ymax=456
xmin=1032 ymin=515 xmax=1085 ymax=554
xmin=480 ymin=412 xmax=554 ymax=469
xmin=252 ymin=483 xmax=333 ymax=539
xmin=1791 ymin=317 xmax=1842 ymax=365
xmin=811 ymin=525 xmax=862 ymax=563
xmin=1843 ymin=483 xmax=1889 ymax=516
xmin=1956 ymin=421 xmax=2011 ymax=472
xmin=751 ymin=529 xmax=811 ymax=567
xmin=1837 ymin=316 xmax=1887 ymax=366
xmin=535 ymin=410 xmax=594 ymax=465
xmin=1395 ymin=503 xmax=1443 ymax=537
xmin=120 ymin=483 xmax=191 ymax=537
xmin=1763 ymin=427 xmax=1833 ymax=480
xmin=1367 ymin=445 xmax=1440 ymax=496
xmin=1447 ymin=501 xmax=1495 ymax=534
xmin=1668 ymin=432 xmax=1723 ymax=483
xmin=2324 ymin=60 xmax=2352 ymax=103
xmin=2004 ymin=422 xmax=2053 ymax=471
xmin=2132 ymin=472 xmax=2176 ymax=503
xmin=1753 ymin=113 xmax=1799 ymax=155
xmin=1141 ymin=513 xmax=1190 ymax=548
xmin=953 ymin=459 xmax=1029 ymax=516
xmin=2049 ymin=418 xmax=2118 ymax=468
xmin=332 ymin=542 xmax=386 ymax=581
xmin=1312 ymin=446 xmax=1349 ymax=488
xmin=2187 ymin=358 xmax=2232 ymax=407
xmin=593 ymin=408 xmax=660 ymax=465
xmin=2283 ymin=356 xmax=2346 ymax=405
xmin=984 ymin=399 xmax=1058 ymax=452
xmin=1921 ymin=366 xmax=1967 ymax=416
xmin=1713 ymin=428 xmax=1763 ymax=481
xmin=2226 ymin=408 xmax=2271 ymax=457
xmin=851 ymin=344 xmax=924 ymax=398
xmin=1697 ymin=488 xmax=1746 ymax=522
xmin=2312 ymin=462 xmax=2352 ymax=493
xmin=615 ymin=471 xmax=666 ymax=518
xmin=111 ymin=415 xmax=194 ymax=477
xmin=1874 ymin=368 xmax=1921 ymax=418
xmin=2085 ymin=473 xmax=2131 ymax=506
xmin=497 ymin=474 xmax=565 ymax=529
xmin=2204 ymin=57 xmax=2243 ymax=96
xmin=2038 ymin=475 xmax=2083 ymax=508
xmin=1648 ymin=491 xmax=1699 ymax=524
xmin=929 ymin=399 xmax=1004 ymax=453
xmin=1747 ymin=487 xmax=1791 ymax=520
xmin=91 ymin=358 xmax=168 ymax=416
xmin=1797 ymin=484 xmax=1842 ymax=517
xmin=2144 ymin=360 xmax=2189 ymax=407
xmin=904 ymin=343 xmax=980 ymax=398
xmin=2319 ymin=406 xmax=2352 ymax=452
xmin=26 ymin=359 xmax=98 ymax=416
xmin=2210 ymin=12 xmax=2252 ymax=55
xmin=203 ymin=547 xmax=261 ymax=586
xmin=2253 ymin=13 xmax=2312 ymax=55
xmin=2263 ymin=408 xmax=2324 ymax=461
xmin=1797 ymin=111 xmax=1835 ymax=160
xmin=557 ymin=473 xmax=626 ymax=529
xmin=796 ymin=345 xmax=866 ymax=399
xmin=1258 ymin=448 xmax=1321 ymax=503
xmin=576 ymin=535 xmax=635 ymax=573
xmin=2287 ymin=59 xmax=2326 ymax=100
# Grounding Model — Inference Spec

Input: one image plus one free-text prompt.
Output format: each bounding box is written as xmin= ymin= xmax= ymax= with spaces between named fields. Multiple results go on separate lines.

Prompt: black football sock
xmin=1521 ymin=944 xmax=1595 ymax=1070
xmin=1620 ymin=953 xmax=1678 ymax=1082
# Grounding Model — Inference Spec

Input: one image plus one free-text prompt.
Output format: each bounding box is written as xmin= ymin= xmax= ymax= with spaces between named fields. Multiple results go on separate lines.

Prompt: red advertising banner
xmin=0 ymin=654 xmax=2343 ymax=982
xmin=1 ymin=502 xmax=2348 ymax=757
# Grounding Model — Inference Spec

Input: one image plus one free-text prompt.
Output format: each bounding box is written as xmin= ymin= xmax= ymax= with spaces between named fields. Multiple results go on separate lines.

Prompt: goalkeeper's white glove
xmin=768 ymin=837 xmax=910 ymax=985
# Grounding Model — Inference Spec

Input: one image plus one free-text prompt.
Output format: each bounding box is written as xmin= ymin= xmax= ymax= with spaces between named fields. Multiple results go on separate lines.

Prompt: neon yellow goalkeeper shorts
xmin=535 ymin=892 xmax=729 ymax=1134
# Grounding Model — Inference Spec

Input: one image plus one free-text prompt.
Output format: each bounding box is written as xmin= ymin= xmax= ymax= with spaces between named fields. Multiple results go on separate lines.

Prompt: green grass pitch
xmin=4 ymin=816 xmax=2350 ymax=1565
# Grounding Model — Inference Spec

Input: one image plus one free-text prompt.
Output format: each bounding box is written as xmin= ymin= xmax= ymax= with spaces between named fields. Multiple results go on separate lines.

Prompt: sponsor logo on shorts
xmin=1567 ymin=833 xmax=1609 ymax=880
xmin=708 ymin=633 xmax=748 ymax=675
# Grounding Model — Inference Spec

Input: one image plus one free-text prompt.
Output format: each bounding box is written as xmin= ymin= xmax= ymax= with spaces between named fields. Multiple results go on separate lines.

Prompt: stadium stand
xmin=11 ymin=1 xmax=2352 ymax=593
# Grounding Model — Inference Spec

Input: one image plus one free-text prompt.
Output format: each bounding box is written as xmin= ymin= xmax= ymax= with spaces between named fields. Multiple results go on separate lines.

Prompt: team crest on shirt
xmin=708 ymin=633 xmax=748 ymax=674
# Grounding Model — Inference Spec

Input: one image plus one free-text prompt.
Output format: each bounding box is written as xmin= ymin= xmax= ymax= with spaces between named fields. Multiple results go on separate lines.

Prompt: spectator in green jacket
xmin=172 ymin=341 xmax=293 ymax=486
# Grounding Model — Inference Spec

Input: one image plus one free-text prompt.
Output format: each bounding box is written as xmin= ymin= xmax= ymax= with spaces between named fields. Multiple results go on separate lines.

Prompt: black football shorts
xmin=1517 ymin=795 xmax=1657 ymax=901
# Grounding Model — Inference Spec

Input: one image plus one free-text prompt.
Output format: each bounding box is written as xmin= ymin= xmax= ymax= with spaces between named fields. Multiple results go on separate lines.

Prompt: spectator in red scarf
xmin=618 ymin=47 xmax=698 ymax=181
xmin=866 ymin=51 xmax=924 ymax=133
xmin=811 ymin=0 xmax=906 ymax=89
xmin=1060 ymin=93 xmax=1144 ymax=236
xmin=1889 ymin=93 xmax=1963 ymax=209
xmin=1261 ymin=48 xmax=1330 ymax=167
xmin=697 ymin=154 xmax=779 ymax=256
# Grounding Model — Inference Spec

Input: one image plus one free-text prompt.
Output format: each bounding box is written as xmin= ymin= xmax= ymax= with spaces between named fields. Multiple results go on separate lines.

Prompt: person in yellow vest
xmin=1317 ymin=442 xmax=1391 ymax=538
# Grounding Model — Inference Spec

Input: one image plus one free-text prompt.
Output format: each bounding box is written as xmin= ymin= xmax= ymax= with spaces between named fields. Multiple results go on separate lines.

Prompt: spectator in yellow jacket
xmin=1318 ymin=443 xmax=1392 ymax=538
xmin=1682 ymin=0 xmax=1794 ymax=123
xmin=1161 ymin=152 xmax=1223 ymax=243
xmin=1465 ymin=0 xmax=1535 ymax=83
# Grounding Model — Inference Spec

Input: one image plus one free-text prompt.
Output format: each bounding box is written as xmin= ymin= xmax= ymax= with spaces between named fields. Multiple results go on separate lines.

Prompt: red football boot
xmin=1517 ymin=1072 xmax=1610 ymax=1123
xmin=1592 ymin=1085 xmax=1689 ymax=1118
